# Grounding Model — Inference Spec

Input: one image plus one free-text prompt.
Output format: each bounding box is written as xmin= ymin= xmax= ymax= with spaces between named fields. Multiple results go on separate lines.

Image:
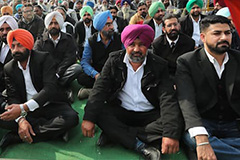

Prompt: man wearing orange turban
xmin=1 ymin=6 xmax=13 ymax=16
xmin=0 ymin=29 xmax=78 ymax=154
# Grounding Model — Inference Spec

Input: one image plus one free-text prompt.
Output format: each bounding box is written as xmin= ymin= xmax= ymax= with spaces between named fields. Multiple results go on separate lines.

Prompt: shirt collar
xmin=97 ymin=32 xmax=114 ymax=42
xmin=17 ymin=55 xmax=31 ymax=71
xmin=153 ymin=19 xmax=162 ymax=27
xmin=190 ymin=15 xmax=201 ymax=23
xmin=49 ymin=32 xmax=61 ymax=43
xmin=166 ymin=34 xmax=179 ymax=46
xmin=123 ymin=51 xmax=147 ymax=70
xmin=84 ymin=22 xmax=92 ymax=28
xmin=204 ymin=48 xmax=229 ymax=65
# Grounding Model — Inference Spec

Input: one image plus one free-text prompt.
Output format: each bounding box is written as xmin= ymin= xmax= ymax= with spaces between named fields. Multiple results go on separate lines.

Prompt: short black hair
xmin=200 ymin=15 xmax=231 ymax=33
xmin=137 ymin=2 xmax=146 ymax=8
xmin=162 ymin=14 xmax=179 ymax=27
xmin=23 ymin=4 xmax=33 ymax=10
xmin=108 ymin=5 xmax=118 ymax=12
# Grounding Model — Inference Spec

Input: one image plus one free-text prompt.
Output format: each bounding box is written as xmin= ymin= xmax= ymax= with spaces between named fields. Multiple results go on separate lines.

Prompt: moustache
xmin=217 ymin=41 xmax=230 ymax=46
xmin=131 ymin=51 xmax=143 ymax=56
xmin=170 ymin=29 xmax=179 ymax=34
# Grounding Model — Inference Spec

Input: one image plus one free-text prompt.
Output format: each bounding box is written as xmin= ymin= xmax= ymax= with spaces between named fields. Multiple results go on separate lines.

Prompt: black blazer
xmin=84 ymin=50 xmax=183 ymax=139
xmin=179 ymin=14 xmax=205 ymax=37
xmin=74 ymin=21 xmax=97 ymax=58
xmin=176 ymin=48 xmax=240 ymax=130
xmin=115 ymin=17 xmax=128 ymax=33
xmin=144 ymin=18 xmax=155 ymax=32
xmin=152 ymin=33 xmax=195 ymax=76
xmin=0 ymin=43 xmax=12 ymax=92
xmin=4 ymin=50 xmax=67 ymax=106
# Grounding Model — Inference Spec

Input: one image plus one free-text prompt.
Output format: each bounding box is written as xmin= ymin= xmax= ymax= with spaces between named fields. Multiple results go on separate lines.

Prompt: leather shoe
xmin=77 ymin=88 xmax=92 ymax=100
xmin=97 ymin=132 xmax=110 ymax=147
xmin=0 ymin=132 xmax=21 ymax=154
xmin=141 ymin=147 xmax=161 ymax=160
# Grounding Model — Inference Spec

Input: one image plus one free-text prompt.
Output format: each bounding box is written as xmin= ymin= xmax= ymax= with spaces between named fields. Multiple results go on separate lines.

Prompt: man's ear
xmin=200 ymin=32 xmax=205 ymax=43
xmin=162 ymin=26 xmax=165 ymax=33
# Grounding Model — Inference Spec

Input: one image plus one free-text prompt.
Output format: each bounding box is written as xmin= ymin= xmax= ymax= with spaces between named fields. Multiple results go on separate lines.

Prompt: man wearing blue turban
xmin=179 ymin=0 xmax=206 ymax=48
xmin=77 ymin=10 xmax=122 ymax=99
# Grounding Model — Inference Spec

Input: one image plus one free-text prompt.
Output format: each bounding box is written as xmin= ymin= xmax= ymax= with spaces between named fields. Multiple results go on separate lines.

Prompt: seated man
xmin=152 ymin=14 xmax=195 ymax=78
xmin=34 ymin=11 xmax=81 ymax=87
xmin=0 ymin=16 xmax=18 ymax=108
xmin=77 ymin=10 xmax=122 ymax=99
xmin=82 ymin=24 xmax=183 ymax=160
xmin=0 ymin=29 xmax=79 ymax=153
xmin=176 ymin=15 xmax=240 ymax=160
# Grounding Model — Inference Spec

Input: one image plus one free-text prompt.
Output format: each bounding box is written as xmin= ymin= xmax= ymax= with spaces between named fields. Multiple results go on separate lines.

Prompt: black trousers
xmin=58 ymin=64 xmax=83 ymax=87
xmin=96 ymin=105 xmax=163 ymax=150
xmin=77 ymin=72 xmax=95 ymax=88
xmin=0 ymin=102 xmax=79 ymax=142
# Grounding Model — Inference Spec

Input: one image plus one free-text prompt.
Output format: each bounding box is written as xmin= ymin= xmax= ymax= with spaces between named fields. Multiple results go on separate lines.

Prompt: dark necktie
xmin=171 ymin=42 xmax=175 ymax=48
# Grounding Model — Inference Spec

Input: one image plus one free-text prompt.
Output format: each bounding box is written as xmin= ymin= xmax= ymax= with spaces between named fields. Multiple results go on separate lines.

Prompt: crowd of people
xmin=0 ymin=0 xmax=239 ymax=159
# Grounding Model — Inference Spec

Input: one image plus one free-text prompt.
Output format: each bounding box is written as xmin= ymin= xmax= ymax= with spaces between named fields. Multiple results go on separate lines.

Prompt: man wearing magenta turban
xmin=82 ymin=24 xmax=183 ymax=159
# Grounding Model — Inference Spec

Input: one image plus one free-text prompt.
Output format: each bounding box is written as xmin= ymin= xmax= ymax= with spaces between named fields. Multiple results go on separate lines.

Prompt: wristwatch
xmin=19 ymin=104 xmax=27 ymax=117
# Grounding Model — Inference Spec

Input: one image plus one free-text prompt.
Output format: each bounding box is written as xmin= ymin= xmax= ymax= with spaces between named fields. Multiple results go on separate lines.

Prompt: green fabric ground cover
xmin=0 ymin=82 xmax=187 ymax=160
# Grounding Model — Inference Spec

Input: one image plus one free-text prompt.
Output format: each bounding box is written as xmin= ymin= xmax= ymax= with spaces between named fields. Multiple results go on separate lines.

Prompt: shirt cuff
xmin=25 ymin=99 xmax=39 ymax=112
xmin=188 ymin=126 xmax=209 ymax=138
xmin=91 ymin=70 xmax=99 ymax=78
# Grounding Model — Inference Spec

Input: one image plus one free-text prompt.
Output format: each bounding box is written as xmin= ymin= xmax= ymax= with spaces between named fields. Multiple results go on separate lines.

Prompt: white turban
xmin=44 ymin=11 xmax=64 ymax=29
xmin=0 ymin=15 xmax=18 ymax=30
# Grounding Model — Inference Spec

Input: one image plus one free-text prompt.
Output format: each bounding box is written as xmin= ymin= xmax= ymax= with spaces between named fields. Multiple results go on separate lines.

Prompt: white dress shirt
xmin=153 ymin=19 xmax=163 ymax=39
xmin=17 ymin=56 xmax=39 ymax=112
xmin=191 ymin=16 xmax=202 ymax=47
xmin=0 ymin=43 xmax=9 ymax=63
xmin=84 ymin=22 xmax=92 ymax=46
xmin=113 ymin=19 xmax=119 ymax=33
xmin=188 ymin=49 xmax=229 ymax=138
xmin=166 ymin=35 xmax=179 ymax=47
xmin=118 ymin=53 xmax=155 ymax=112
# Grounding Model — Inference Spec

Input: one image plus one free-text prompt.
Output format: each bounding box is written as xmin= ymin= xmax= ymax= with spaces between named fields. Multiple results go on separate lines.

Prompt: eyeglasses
xmin=110 ymin=11 xmax=116 ymax=14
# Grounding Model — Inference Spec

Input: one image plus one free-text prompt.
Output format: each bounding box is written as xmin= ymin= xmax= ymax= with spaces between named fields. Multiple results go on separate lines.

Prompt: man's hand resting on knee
xmin=82 ymin=120 xmax=95 ymax=137
xmin=161 ymin=137 xmax=179 ymax=154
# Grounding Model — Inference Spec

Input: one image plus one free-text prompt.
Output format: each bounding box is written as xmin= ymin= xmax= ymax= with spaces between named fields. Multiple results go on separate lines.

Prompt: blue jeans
xmin=183 ymin=119 xmax=240 ymax=160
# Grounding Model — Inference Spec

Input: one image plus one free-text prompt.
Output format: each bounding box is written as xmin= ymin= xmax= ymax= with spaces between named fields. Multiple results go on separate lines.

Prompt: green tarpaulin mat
xmin=0 ymin=81 xmax=187 ymax=160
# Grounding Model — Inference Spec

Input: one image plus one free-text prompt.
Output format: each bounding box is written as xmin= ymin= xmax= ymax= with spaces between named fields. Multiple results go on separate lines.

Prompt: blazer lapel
xmin=198 ymin=49 xmax=216 ymax=92
xmin=14 ymin=62 xmax=27 ymax=101
xmin=225 ymin=53 xmax=237 ymax=99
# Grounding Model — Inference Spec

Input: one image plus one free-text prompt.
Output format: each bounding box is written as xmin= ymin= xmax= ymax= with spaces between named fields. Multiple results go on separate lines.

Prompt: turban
xmin=216 ymin=7 xmax=231 ymax=18
xmin=214 ymin=0 xmax=226 ymax=7
xmin=44 ymin=11 xmax=64 ymax=29
xmin=1 ymin=6 xmax=13 ymax=15
xmin=7 ymin=29 xmax=34 ymax=51
xmin=186 ymin=0 xmax=203 ymax=13
xmin=93 ymin=10 xmax=112 ymax=31
xmin=86 ymin=1 xmax=94 ymax=8
xmin=15 ymin=4 xmax=23 ymax=11
xmin=0 ymin=16 xmax=18 ymax=30
xmin=80 ymin=6 xmax=93 ymax=18
xmin=148 ymin=1 xmax=165 ymax=18
xmin=116 ymin=0 xmax=121 ymax=5
xmin=121 ymin=0 xmax=131 ymax=6
xmin=121 ymin=24 xmax=154 ymax=48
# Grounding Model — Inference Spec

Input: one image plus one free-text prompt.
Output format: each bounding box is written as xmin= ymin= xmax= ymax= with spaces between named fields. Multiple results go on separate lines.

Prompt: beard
xmin=166 ymin=29 xmax=179 ymax=41
xmin=122 ymin=6 xmax=130 ymax=14
xmin=127 ymin=51 xmax=146 ymax=63
xmin=49 ymin=28 xmax=60 ymax=36
xmin=154 ymin=14 xmax=164 ymax=21
xmin=191 ymin=11 xmax=200 ymax=18
xmin=0 ymin=34 xmax=7 ymax=43
xmin=102 ymin=5 xmax=108 ymax=11
xmin=207 ymin=40 xmax=230 ymax=55
xmin=141 ymin=12 xmax=147 ymax=18
xmin=84 ymin=18 xmax=91 ymax=24
xmin=12 ymin=49 xmax=30 ymax=62
xmin=112 ymin=16 xmax=117 ymax=21
xmin=102 ymin=29 xmax=114 ymax=39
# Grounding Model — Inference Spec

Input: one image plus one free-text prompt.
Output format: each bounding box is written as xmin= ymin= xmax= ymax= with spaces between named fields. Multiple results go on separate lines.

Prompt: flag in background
xmin=224 ymin=0 xmax=240 ymax=34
